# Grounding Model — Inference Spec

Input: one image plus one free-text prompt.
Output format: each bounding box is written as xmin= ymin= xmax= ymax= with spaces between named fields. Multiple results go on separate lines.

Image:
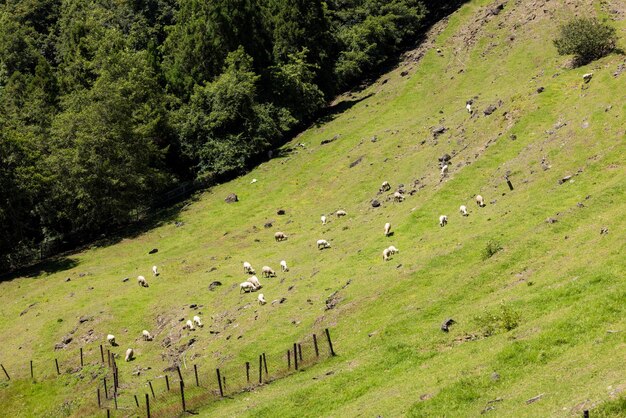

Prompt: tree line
xmin=0 ymin=0 xmax=463 ymax=271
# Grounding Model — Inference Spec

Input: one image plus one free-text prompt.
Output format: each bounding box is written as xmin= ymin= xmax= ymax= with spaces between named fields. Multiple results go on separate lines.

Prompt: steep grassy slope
xmin=1 ymin=0 xmax=625 ymax=416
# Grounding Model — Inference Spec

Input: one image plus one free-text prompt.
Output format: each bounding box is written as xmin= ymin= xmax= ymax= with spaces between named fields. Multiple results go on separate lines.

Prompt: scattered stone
xmin=483 ymin=104 xmax=497 ymax=115
xmin=510 ymin=134 xmax=517 ymax=141
xmin=264 ymin=221 xmax=273 ymax=228
xmin=489 ymin=3 xmax=505 ymax=15
xmin=526 ymin=393 xmax=545 ymax=404
xmin=288 ymin=285 xmax=294 ymax=291
xmin=491 ymin=372 xmax=500 ymax=381
xmin=349 ymin=155 xmax=364 ymax=168
xmin=189 ymin=304 xmax=198 ymax=309
xmin=148 ymin=248 xmax=158 ymax=254
xmin=441 ymin=318 xmax=456 ymax=332
xmin=371 ymin=199 xmax=381 ymax=208
xmin=208 ymin=281 xmax=222 ymax=291
xmin=600 ymin=227 xmax=609 ymax=235
xmin=582 ymin=73 xmax=593 ymax=83
xmin=438 ymin=153 xmax=452 ymax=163
xmin=277 ymin=209 xmax=286 ymax=215
xmin=65 ymin=277 xmax=71 ymax=282
xmin=175 ymin=221 xmax=185 ymax=227
xmin=321 ymin=135 xmax=339 ymax=145
xmin=546 ymin=217 xmax=558 ymax=224
xmin=122 ymin=277 xmax=129 ymax=282
xmin=536 ymin=86 xmax=545 ymax=93
xmin=432 ymin=126 xmax=447 ymax=136
xmin=400 ymin=70 xmax=409 ymax=77
xmin=371 ymin=136 xmax=378 ymax=142
xmin=558 ymin=175 xmax=572 ymax=184
xmin=224 ymin=193 xmax=238 ymax=203
xmin=325 ymin=291 xmax=342 ymax=310
xmin=78 ymin=316 xmax=91 ymax=324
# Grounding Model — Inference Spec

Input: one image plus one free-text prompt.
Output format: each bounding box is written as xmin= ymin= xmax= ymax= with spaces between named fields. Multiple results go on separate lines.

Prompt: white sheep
xmin=439 ymin=215 xmax=448 ymax=227
xmin=185 ymin=319 xmax=195 ymax=330
xmin=274 ymin=231 xmax=288 ymax=241
xmin=107 ymin=334 xmax=116 ymax=345
xmin=384 ymin=222 xmax=392 ymax=236
xmin=476 ymin=195 xmax=485 ymax=207
xmin=394 ymin=191 xmax=404 ymax=202
xmin=250 ymin=178 xmax=257 ymax=184
xmin=317 ymin=239 xmax=331 ymax=250
xmin=459 ymin=205 xmax=468 ymax=216
xmin=248 ymin=275 xmax=262 ymax=290
xmin=380 ymin=181 xmax=391 ymax=192
xmin=262 ymin=266 xmax=276 ymax=278
xmin=336 ymin=210 xmax=347 ymax=217
xmin=387 ymin=245 xmax=399 ymax=254
xmin=193 ymin=315 xmax=203 ymax=327
xmin=258 ymin=293 xmax=267 ymax=305
xmin=142 ymin=330 xmax=153 ymax=341
xmin=321 ymin=215 xmax=327 ymax=225
xmin=383 ymin=248 xmax=392 ymax=261
xmin=441 ymin=164 xmax=449 ymax=176
xmin=137 ymin=275 xmax=149 ymax=287
xmin=152 ymin=265 xmax=159 ymax=276
xmin=466 ymin=102 xmax=473 ymax=114
xmin=243 ymin=261 xmax=255 ymax=274
xmin=125 ymin=348 xmax=134 ymax=362
xmin=240 ymin=281 xmax=255 ymax=293
xmin=280 ymin=260 xmax=289 ymax=272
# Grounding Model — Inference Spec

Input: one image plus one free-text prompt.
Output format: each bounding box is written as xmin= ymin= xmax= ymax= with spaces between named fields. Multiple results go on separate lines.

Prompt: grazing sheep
xmin=248 ymin=275 xmax=262 ymax=289
xmin=384 ymin=222 xmax=392 ymax=236
xmin=142 ymin=330 xmax=153 ymax=341
xmin=380 ymin=181 xmax=391 ymax=192
xmin=193 ymin=315 xmax=203 ymax=327
xmin=243 ymin=261 xmax=255 ymax=274
xmin=274 ymin=231 xmax=288 ymax=241
xmin=383 ymin=248 xmax=392 ymax=261
xmin=336 ymin=210 xmax=347 ymax=217
xmin=137 ymin=276 xmax=149 ymax=287
xmin=262 ymin=266 xmax=276 ymax=278
xmin=441 ymin=164 xmax=449 ymax=176
xmin=125 ymin=348 xmax=134 ymax=362
xmin=466 ymin=101 xmax=473 ymax=114
xmin=476 ymin=195 xmax=485 ymax=207
xmin=280 ymin=260 xmax=289 ymax=272
xmin=152 ymin=265 xmax=159 ymax=276
xmin=394 ymin=191 xmax=404 ymax=202
xmin=107 ymin=334 xmax=116 ymax=345
xmin=321 ymin=215 xmax=327 ymax=225
xmin=317 ymin=239 xmax=331 ymax=250
xmin=258 ymin=293 xmax=267 ymax=305
xmin=459 ymin=205 xmax=468 ymax=216
xmin=387 ymin=245 xmax=399 ymax=255
xmin=251 ymin=178 xmax=257 ymax=184
xmin=240 ymin=281 xmax=255 ymax=293
xmin=439 ymin=215 xmax=448 ymax=227
xmin=185 ymin=319 xmax=195 ymax=330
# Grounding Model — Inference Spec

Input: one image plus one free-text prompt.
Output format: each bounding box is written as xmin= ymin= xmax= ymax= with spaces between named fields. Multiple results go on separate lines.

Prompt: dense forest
xmin=0 ymin=0 xmax=462 ymax=271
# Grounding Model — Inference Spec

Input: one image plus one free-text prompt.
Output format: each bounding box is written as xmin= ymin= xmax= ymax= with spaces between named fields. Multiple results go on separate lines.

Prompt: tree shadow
xmin=0 ymin=257 xmax=79 ymax=283
xmin=315 ymin=93 xmax=375 ymax=126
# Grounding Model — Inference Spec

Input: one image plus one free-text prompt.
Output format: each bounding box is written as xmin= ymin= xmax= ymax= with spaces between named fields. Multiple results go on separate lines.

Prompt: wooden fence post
xmin=146 ymin=393 xmax=151 ymax=418
xmin=325 ymin=328 xmax=336 ymax=356
xmin=293 ymin=344 xmax=298 ymax=370
xmin=583 ymin=411 xmax=589 ymax=418
xmin=258 ymin=355 xmax=263 ymax=384
xmin=262 ymin=353 xmax=268 ymax=376
xmin=55 ymin=359 xmax=60 ymax=375
xmin=107 ymin=408 xmax=110 ymax=418
xmin=165 ymin=374 xmax=170 ymax=391
xmin=100 ymin=345 xmax=105 ymax=363
xmin=149 ymin=380 xmax=155 ymax=399
xmin=216 ymin=368 xmax=224 ymax=397
xmin=103 ymin=377 xmax=109 ymax=399
xmin=298 ymin=344 xmax=303 ymax=361
xmin=287 ymin=350 xmax=291 ymax=369
xmin=177 ymin=366 xmax=184 ymax=386
xmin=30 ymin=360 xmax=34 ymax=379
xmin=134 ymin=394 xmax=139 ymax=407
xmin=179 ymin=379 xmax=186 ymax=411
xmin=313 ymin=334 xmax=319 ymax=357
xmin=80 ymin=348 xmax=84 ymax=367
xmin=97 ymin=388 xmax=101 ymax=408
xmin=1 ymin=364 xmax=9 ymax=380
xmin=113 ymin=392 xmax=118 ymax=410
xmin=245 ymin=362 xmax=250 ymax=383
xmin=107 ymin=350 xmax=111 ymax=367
xmin=194 ymin=364 xmax=199 ymax=386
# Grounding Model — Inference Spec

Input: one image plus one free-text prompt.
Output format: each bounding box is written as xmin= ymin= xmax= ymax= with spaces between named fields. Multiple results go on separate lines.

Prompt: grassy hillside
xmin=1 ymin=0 xmax=625 ymax=416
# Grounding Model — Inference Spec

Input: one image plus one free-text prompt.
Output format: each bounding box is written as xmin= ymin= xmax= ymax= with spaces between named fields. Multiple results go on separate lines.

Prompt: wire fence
xmin=0 ymin=329 xmax=337 ymax=417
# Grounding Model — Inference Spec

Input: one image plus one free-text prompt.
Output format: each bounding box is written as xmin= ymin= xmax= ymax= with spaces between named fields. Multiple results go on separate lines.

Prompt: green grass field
xmin=1 ymin=0 xmax=625 ymax=416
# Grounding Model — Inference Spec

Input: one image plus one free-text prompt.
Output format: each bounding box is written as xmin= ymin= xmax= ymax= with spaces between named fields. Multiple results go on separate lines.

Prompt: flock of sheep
xmin=101 ymin=177 xmax=487 ymax=364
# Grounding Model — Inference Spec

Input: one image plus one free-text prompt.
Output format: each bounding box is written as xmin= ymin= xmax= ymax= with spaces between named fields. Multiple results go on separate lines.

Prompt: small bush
xmin=553 ymin=17 xmax=617 ymax=66
xmin=482 ymin=240 xmax=503 ymax=260
xmin=474 ymin=302 xmax=521 ymax=337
